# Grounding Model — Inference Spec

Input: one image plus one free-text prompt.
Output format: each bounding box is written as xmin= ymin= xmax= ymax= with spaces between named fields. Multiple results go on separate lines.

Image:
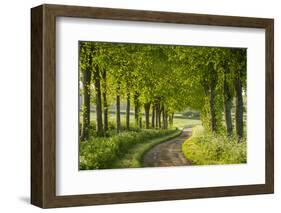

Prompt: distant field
xmin=172 ymin=117 xmax=201 ymax=129
xmin=80 ymin=111 xmax=201 ymax=130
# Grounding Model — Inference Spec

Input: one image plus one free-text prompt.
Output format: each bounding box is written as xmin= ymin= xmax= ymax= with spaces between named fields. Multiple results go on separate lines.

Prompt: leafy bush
xmin=80 ymin=129 xmax=178 ymax=170
xmin=182 ymin=126 xmax=246 ymax=165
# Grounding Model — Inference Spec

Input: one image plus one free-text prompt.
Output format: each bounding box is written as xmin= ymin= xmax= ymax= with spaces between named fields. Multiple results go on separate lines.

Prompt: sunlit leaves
xmin=79 ymin=41 xmax=246 ymax=134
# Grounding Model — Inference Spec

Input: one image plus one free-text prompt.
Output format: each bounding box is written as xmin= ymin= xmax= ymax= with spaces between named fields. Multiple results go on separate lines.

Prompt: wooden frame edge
xmin=31 ymin=5 xmax=44 ymax=208
xmin=265 ymin=19 xmax=274 ymax=194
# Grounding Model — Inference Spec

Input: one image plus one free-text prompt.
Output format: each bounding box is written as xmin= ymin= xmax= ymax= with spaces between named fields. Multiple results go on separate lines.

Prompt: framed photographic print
xmin=31 ymin=4 xmax=274 ymax=208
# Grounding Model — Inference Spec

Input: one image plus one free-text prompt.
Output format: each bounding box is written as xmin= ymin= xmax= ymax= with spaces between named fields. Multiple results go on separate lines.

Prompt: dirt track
xmin=142 ymin=128 xmax=192 ymax=167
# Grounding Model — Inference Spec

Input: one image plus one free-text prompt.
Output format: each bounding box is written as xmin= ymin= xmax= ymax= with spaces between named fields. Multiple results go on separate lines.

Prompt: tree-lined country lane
xmin=79 ymin=42 xmax=247 ymax=170
xmin=142 ymin=128 xmax=192 ymax=167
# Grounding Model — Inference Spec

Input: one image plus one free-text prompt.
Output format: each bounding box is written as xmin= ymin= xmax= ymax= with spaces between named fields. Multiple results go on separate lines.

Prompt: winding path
xmin=142 ymin=128 xmax=192 ymax=167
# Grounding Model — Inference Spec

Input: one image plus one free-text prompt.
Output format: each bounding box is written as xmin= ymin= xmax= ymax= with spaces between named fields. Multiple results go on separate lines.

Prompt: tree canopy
xmin=79 ymin=41 xmax=246 ymax=141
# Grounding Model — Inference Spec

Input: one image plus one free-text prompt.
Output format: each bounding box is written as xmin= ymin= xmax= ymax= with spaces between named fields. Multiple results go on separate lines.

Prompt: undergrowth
xmin=80 ymin=128 xmax=178 ymax=170
xmin=182 ymin=125 xmax=246 ymax=165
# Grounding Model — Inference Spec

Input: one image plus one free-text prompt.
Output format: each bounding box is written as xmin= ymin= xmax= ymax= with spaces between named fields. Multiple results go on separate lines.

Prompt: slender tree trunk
xmin=159 ymin=103 xmax=162 ymax=129
xmin=116 ymin=82 xmax=121 ymax=133
xmin=235 ymin=76 xmax=243 ymax=141
xmin=210 ymin=73 xmax=217 ymax=133
xmin=151 ymin=104 xmax=155 ymax=128
xmin=165 ymin=113 xmax=168 ymax=129
xmin=223 ymin=72 xmax=233 ymax=136
xmin=93 ymin=65 xmax=103 ymax=136
xmin=169 ymin=113 xmax=174 ymax=128
xmin=210 ymin=88 xmax=216 ymax=132
xmin=126 ymin=92 xmax=130 ymax=130
xmin=139 ymin=113 xmax=142 ymax=129
xmin=155 ymin=102 xmax=159 ymax=128
xmin=162 ymin=108 xmax=168 ymax=129
xmin=81 ymin=66 xmax=91 ymax=141
xmin=162 ymin=104 xmax=165 ymax=129
xmin=134 ymin=92 xmax=140 ymax=128
xmin=144 ymin=102 xmax=151 ymax=129
xmin=224 ymin=97 xmax=233 ymax=136
xmin=200 ymin=84 xmax=210 ymax=129
xmin=102 ymin=70 xmax=108 ymax=132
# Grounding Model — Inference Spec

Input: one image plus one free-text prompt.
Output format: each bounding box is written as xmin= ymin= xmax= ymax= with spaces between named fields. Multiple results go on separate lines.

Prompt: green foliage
xmin=79 ymin=41 xmax=247 ymax=169
xmin=182 ymin=126 xmax=246 ymax=165
xmin=80 ymin=42 xmax=246 ymax=127
xmin=80 ymin=129 xmax=178 ymax=170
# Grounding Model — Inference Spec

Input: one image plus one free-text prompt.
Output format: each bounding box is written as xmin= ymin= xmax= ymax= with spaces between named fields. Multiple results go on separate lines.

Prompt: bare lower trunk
xmin=144 ymin=102 xmax=151 ymax=129
xmin=235 ymin=77 xmax=243 ymax=141
xmin=159 ymin=103 xmax=162 ymax=129
xmin=223 ymin=68 xmax=233 ymax=136
xmin=81 ymin=66 xmax=91 ymax=141
xmin=210 ymin=74 xmax=217 ymax=133
xmin=151 ymin=104 xmax=155 ymax=128
xmin=165 ymin=113 xmax=168 ymax=129
xmin=169 ymin=113 xmax=174 ymax=128
xmin=224 ymin=99 xmax=233 ymax=136
xmin=126 ymin=92 xmax=130 ymax=130
xmin=103 ymin=92 xmax=108 ymax=132
xmin=162 ymin=104 xmax=165 ymax=129
xmin=116 ymin=83 xmax=121 ymax=133
xmin=102 ymin=70 xmax=108 ymax=132
xmin=155 ymin=102 xmax=159 ymax=128
xmin=134 ymin=93 xmax=140 ymax=128
xmin=138 ymin=115 xmax=142 ymax=129
xmin=93 ymin=66 xmax=103 ymax=137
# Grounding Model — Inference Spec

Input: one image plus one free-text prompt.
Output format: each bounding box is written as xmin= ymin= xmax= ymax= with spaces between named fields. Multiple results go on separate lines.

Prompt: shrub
xmin=80 ymin=129 xmax=177 ymax=170
xmin=182 ymin=125 xmax=246 ymax=165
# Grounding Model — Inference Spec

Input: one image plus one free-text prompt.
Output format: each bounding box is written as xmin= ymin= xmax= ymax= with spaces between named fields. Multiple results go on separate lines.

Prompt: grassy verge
xmin=111 ymin=129 xmax=182 ymax=169
xmin=182 ymin=125 xmax=246 ymax=165
xmin=80 ymin=129 xmax=180 ymax=170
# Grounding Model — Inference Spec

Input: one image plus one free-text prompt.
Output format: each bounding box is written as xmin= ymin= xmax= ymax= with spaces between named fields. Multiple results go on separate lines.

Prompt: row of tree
xmin=79 ymin=42 xmax=246 ymax=141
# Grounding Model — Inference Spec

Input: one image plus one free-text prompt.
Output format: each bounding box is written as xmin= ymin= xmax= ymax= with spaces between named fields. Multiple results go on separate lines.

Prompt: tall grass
xmin=80 ymin=128 xmax=178 ymax=170
xmin=182 ymin=125 xmax=246 ymax=165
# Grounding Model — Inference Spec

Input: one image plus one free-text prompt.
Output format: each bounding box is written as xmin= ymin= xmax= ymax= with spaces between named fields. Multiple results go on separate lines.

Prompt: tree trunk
xmin=151 ymin=104 xmax=155 ymax=128
xmin=126 ymin=92 xmax=130 ymax=130
xmin=235 ymin=76 xmax=243 ymax=141
xmin=81 ymin=66 xmax=91 ymax=141
xmin=162 ymin=104 xmax=165 ymax=129
xmin=159 ymin=103 xmax=162 ymax=129
xmin=102 ymin=70 xmax=108 ymax=132
xmin=165 ymin=111 xmax=168 ymax=129
xmin=224 ymin=97 xmax=233 ymax=136
xmin=139 ymin=115 xmax=142 ymax=129
xmin=223 ymin=72 xmax=233 ymax=136
xmin=144 ymin=102 xmax=151 ymax=129
xmin=134 ymin=92 xmax=140 ymax=128
xmin=210 ymin=73 xmax=217 ymax=133
xmin=169 ymin=113 xmax=174 ymax=128
xmin=93 ymin=65 xmax=103 ymax=136
xmin=116 ymin=83 xmax=121 ymax=133
xmin=210 ymin=88 xmax=216 ymax=133
xmin=155 ymin=103 xmax=159 ymax=128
